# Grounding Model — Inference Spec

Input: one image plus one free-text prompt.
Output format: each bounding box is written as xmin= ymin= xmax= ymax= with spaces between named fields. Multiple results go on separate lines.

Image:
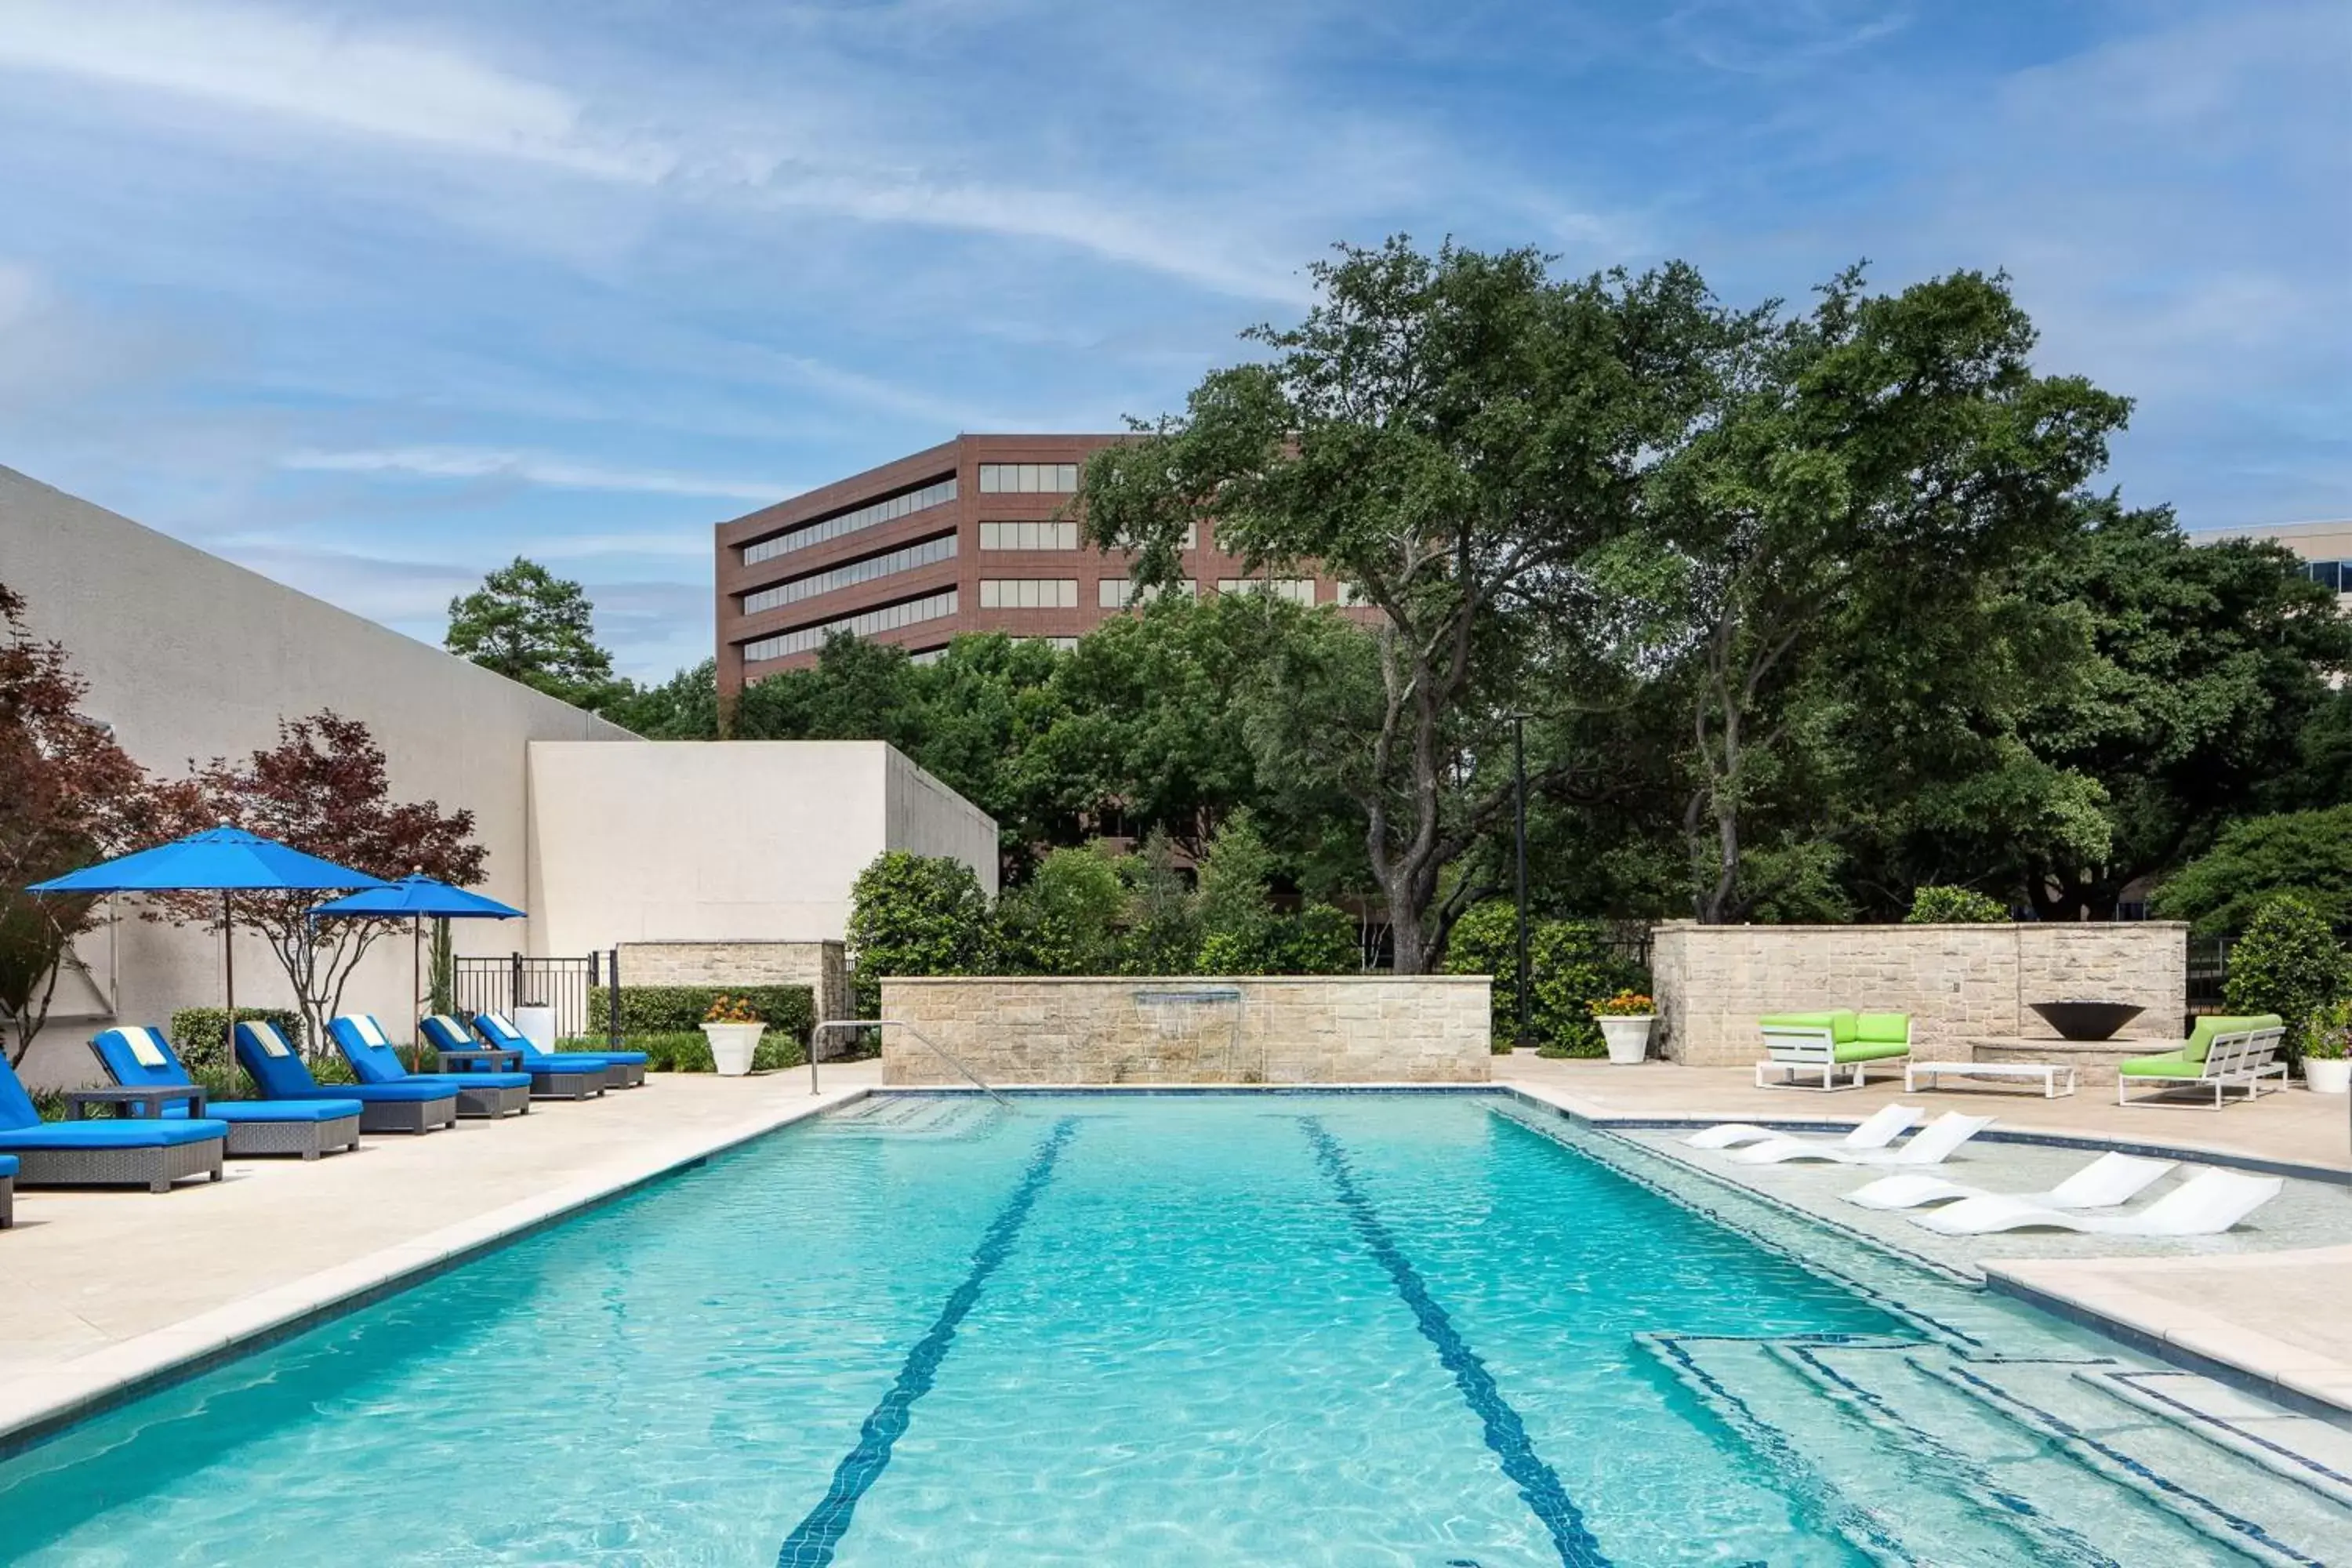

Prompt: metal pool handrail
xmin=810 ymin=1019 xmax=1015 ymax=1110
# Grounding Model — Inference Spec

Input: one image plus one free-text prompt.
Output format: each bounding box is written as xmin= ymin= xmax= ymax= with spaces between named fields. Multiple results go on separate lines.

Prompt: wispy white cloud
xmin=280 ymin=446 xmax=796 ymax=502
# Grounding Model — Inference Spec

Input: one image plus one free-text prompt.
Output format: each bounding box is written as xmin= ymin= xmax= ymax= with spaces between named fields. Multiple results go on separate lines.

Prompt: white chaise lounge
xmin=1909 ymin=1167 xmax=2284 ymax=1236
xmin=1686 ymin=1102 xmax=1921 ymax=1152
xmin=1727 ymin=1112 xmax=1994 ymax=1168
xmin=1843 ymin=1151 xmax=2176 ymax=1212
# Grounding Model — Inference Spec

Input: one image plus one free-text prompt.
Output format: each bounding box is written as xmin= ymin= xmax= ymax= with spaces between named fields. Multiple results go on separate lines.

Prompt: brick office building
xmin=713 ymin=434 xmax=1352 ymax=695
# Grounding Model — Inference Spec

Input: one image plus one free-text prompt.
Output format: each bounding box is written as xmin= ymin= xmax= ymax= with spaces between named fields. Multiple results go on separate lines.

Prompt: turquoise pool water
xmin=1 ymin=1094 xmax=2340 ymax=1566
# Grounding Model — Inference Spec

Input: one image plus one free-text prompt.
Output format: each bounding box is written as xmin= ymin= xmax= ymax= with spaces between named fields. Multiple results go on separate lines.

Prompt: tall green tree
xmin=1080 ymin=239 xmax=1733 ymax=971
xmin=1653 ymin=266 xmax=2130 ymax=922
xmin=2005 ymin=502 xmax=2351 ymax=917
xmin=605 ymin=659 xmax=720 ymax=739
xmin=445 ymin=557 xmax=619 ymax=709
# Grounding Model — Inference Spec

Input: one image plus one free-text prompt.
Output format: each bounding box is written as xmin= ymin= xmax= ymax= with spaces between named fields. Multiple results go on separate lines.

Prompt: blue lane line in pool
xmin=775 ymin=1116 xmax=1080 ymax=1568
xmin=1297 ymin=1117 xmax=1612 ymax=1568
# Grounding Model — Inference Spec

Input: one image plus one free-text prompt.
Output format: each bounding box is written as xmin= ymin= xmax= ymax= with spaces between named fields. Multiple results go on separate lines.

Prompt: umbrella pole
xmin=221 ymin=890 xmax=238 ymax=1093
xmin=412 ymin=917 xmax=423 ymax=1071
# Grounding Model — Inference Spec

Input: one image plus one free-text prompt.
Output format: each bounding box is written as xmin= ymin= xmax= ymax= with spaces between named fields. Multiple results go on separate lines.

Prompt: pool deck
xmin=0 ymin=1063 xmax=882 ymax=1450
xmin=1496 ymin=1054 xmax=2352 ymax=1417
xmin=5 ymin=1056 xmax=2349 ymax=1454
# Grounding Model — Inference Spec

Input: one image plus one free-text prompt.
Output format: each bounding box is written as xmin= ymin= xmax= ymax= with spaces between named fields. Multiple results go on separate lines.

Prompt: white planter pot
xmin=1599 ymin=1015 xmax=1654 ymax=1065
xmin=512 ymin=1004 xmax=557 ymax=1053
xmin=701 ymin=1022 xmax=764 ymax=1077
xmin=2305 ymin=1058 xmax=2351 ymax=1095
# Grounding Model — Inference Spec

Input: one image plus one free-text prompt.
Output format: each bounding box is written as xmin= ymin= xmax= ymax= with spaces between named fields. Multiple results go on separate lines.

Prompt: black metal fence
xmin=2187 ymin=935 xmax=2231 ymax=1014
xmin=453 ymin=951 xmax=620 ymax=1046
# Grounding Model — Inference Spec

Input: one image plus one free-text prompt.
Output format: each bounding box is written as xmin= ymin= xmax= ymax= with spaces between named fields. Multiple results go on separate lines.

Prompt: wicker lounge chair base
xmin=13 ymin=1137 xmax=225 ymax=1193
xmin=359 ymin=1097 xmax=458 ymax=1134
xmin=226 ymin=1114 xmax=363 ymax=1160
xmin=528 ymin=1066 xmax=605 ymax=1099
xmin=1 ymin=1170 xmax=13 ymax=1228
xmin=456 ymin=1083 xmax=531 ymax=1119
xmin=600 ymin=1061 xmax=647 ymax=1088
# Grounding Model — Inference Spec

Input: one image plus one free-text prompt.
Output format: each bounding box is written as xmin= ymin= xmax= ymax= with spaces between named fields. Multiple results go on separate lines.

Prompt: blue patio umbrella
xmin=311 ymin=875 xmax=524 ymax=1058
xmin=31 ymin=826 xmax=388 ymax=1067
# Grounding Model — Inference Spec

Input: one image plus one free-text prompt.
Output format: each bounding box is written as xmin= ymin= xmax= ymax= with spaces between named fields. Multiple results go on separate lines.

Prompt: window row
xmin=2303 ymin=560 xmax=2352 ymax=593
xmin=741 ymin=534 xmax=957 ymax=615
xmin=978 ymin=463 xmax=1080 ymax=494
xmin=741 ymin=589 xmax=960 ymax=663
xmin=741 ymin=477 xmax=957 ymax=565
xmin=978 ymin=578 xmax=1079 ymax=609
xmin=1098 ymin=578 xmax=1199 ymax=608
xmin=1216 ymin=578 xmax=1318 ymax=605
xmin=978 ymin=520 xmax=1080 ymax=550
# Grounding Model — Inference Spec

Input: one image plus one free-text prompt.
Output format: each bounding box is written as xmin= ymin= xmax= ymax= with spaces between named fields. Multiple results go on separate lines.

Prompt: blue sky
xmin=1 ymin=0 xmax=2345 ymax=681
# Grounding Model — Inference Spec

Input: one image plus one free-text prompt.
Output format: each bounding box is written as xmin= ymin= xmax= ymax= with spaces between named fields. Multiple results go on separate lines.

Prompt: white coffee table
xmin=1907 ymin=1060 xmax=2077 ymax=1098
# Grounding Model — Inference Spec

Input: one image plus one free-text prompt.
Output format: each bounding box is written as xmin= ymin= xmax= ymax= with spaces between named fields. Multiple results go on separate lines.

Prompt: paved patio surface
xmin=0 ymin=1063 xmax=879 ymax=1443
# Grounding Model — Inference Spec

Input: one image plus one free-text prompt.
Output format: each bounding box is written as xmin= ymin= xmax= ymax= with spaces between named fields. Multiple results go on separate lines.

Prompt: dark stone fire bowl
xmin=2029 ymin=1000 xmax=2146 ymax=1041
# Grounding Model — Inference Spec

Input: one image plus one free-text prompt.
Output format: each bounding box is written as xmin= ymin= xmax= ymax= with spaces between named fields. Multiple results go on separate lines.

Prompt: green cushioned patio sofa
xmin=2115 ymin=1014 xmax=2287 ymax=1109
xmin=1755 ymin=1010 xmax=1914 ymax=1091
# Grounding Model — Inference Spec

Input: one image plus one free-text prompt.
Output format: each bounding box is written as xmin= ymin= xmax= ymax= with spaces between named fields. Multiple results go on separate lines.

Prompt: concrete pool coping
xmin=3 ymin=1068 xmax=2346 ymax=1462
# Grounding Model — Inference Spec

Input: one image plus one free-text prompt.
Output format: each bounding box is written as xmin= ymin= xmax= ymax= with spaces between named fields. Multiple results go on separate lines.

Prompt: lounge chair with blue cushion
xmin=1 ymin=1153 xmax=15 ymax=1226
xmin=235 ymin=1019 xmax=458 ymax=1134
xmin=470 ymin=1009 xmax=646 ymax=1088
xmin=418 ymin=1014 xmax=604 ymax=1098
xmin=1755 ymin=1011 xmax=1913 ymax=1091
xmin=89 ymin=1027 xmax=362 ymax=1160
xmin=0 ymin=1049 xmax=227 ymax=1192
xmin=329 ymin=1014 xmax=530 ymax=1119
xmin=2116 ymin=1014 xmax=2288 ymax=1109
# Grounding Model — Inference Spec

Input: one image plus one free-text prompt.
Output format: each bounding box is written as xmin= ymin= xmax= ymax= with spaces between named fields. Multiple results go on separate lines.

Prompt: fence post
xmin=608 ymin=948 xmax=622 ymax=1051
xmin=510 ymin=951 xmax=524 ymax=1011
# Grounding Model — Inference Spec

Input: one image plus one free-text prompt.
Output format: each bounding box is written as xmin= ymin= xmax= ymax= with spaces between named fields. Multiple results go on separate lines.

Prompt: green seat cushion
xmin=1855 ymin=1013 xmax=1911 ymax=1045
xmin=2169 ymin=1014 xmax=2281 ymax=1065
xmin=2118 ymin=1053 xmax=2203 ymax=1079
xmin=1833 ymin=1040 xmax=1912 ymax=1064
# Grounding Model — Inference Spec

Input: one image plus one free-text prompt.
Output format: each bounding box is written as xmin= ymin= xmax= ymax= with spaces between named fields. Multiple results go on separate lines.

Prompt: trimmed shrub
xmin=615 ymin=986 xmax=814 ymax=1047
xmin=2155 ymin=806 xmax=2352 ymax=935
xmin=1904 ymin=885 xmax=2008 ymax=924
xmin=847 ymin=851 xmax=995 ymax=1013
xmin=1443 ymin=903 xmax=1647 ymax=1058
xmin=2222 ymin=895 xmax=2348 ymax=1067
xmin=169 ymin=1007 xmax=304 ymax=1073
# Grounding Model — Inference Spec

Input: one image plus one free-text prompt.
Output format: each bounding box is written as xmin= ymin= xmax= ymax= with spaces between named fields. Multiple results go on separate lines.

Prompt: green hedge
xmin=614 ymin=985 xmax=814 ymax=1045
xmin=169 ymin=1007 xmax=304 ymax=1073
xmin=557 ymin=1029 xmax=808 ymax=1073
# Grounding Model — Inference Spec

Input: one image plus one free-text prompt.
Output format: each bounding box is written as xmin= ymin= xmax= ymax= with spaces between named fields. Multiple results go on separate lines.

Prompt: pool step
xmin=1640 ymin=1332 xmax=2069 ymax=1566
xmin=819 ymin=1096 xmax=996 ymax=1138
xmin=1646 ymin=1331 xmax=2341 ymax=1566
xmin=1789 ymin=1341 xmax=2348 ymax=1568
xmin=1911 ymin=1355 xmax=2352 ymax=1563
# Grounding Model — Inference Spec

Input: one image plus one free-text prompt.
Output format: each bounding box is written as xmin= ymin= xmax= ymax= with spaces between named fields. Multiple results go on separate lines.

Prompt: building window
xmin=741 ymin=589 xmax=960 ymax=663
xmin=1098 ymin=578 xmax=1199 ymax=608
xmin=741 ymin=477 xmax=956 ymax=565
xmin=978 ymin=520 xmax=1080 ymax=550
xmin=1024 ymin=637 xmax=1080 ymax=652
xmin=1215 ymin=578 xmax=1317 ymax=605
xmin=2307 ymin=561 xmax=2347 ymax=593
xmin=979 ymin=579 xmax=1079 ymax=609
xmin=978 ymin=463 xmax=1080 ymax=494
xmin=741 ymin=534 xmax=957 ymax=615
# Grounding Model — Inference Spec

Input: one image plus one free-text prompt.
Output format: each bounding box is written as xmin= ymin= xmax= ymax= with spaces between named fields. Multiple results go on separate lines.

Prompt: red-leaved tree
xmin=178 ymin=713 xmax=485 ymax=1058
xmin=0 ymin=581 xmax=192 ymax=1066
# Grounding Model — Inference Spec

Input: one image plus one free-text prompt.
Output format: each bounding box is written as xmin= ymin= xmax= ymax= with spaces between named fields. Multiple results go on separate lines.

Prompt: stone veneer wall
xmin=617 ymin=940 xmax=848 ymax=1031
xmin=1648 ymin=920 xmax=2188 ymax=1067
xmin=875 ymin=975 xmax=1492 ymax=1085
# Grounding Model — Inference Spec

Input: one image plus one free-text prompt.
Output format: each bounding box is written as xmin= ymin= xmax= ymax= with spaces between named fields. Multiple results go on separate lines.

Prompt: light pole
xmin=1508 ymin=712 xmax=1533 ymax=1049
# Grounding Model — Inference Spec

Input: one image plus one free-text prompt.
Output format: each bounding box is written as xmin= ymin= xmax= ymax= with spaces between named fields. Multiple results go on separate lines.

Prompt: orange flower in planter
xmin=702 ymin=994 xmax=764 ymax=1025
xmin=1588 ymin=991 xmax=1654 ymax=1017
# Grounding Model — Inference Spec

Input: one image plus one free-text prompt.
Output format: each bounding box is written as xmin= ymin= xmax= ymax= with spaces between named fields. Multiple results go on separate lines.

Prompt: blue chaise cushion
xmin=0 ymin=1120 xmax=229 ymax=1149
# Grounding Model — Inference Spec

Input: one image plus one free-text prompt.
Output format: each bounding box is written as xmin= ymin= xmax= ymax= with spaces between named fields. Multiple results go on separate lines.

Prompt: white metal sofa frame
xmin=1755 ymin=1020 xmax=1912 ymax=1092
xmin=2116 ymin=1025 xmax=2288 ymax=1110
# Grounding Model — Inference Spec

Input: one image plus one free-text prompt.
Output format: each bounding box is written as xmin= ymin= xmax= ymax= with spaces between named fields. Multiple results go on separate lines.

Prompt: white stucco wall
xmin=1 ymin=465 xmax=636 ymax=1087
xmin=527 ymin=740 xmax=998 ymax=955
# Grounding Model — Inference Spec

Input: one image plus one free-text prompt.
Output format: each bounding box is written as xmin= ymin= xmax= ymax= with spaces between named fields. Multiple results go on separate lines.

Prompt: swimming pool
xmin=1 ymin=1094 xmax=2343 ymax=1564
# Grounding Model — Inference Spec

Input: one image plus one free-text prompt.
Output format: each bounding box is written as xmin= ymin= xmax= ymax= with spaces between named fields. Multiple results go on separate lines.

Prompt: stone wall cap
xmin=622 ymin=938 xmax=844 ymax=947
xmin=1652 ymin=920 xmax=2189 ymax=934
xmin=877 ymin=973 xmax=1494 ymax=986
